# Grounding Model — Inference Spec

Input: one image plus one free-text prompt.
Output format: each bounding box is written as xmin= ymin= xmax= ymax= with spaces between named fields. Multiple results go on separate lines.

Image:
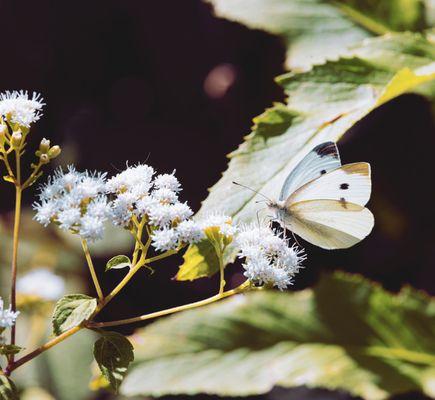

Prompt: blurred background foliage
xmin=0 ymin=0 xmax=434 ymax=399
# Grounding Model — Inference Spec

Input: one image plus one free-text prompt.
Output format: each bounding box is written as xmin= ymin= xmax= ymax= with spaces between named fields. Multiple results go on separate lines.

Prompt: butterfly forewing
xmin=287 ymin=199 xmax=374 ymax=249
xmin=287 ymin=162 xmax=371 ymax=207
xmin=279 ymin=141 xmax=341 ymax=201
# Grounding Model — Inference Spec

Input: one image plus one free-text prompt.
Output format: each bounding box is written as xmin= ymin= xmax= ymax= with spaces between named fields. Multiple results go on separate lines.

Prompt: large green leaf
xmin=179 ymin=33 xmax=435 ymax=280
xmin=94 ymin=331 xmax=134 ymax=393
xmin=52 ymin=294 xmax=97 ymax=335
xmin=207 ymin=0 xmax=430 ymax=69
xmin=121 ymin=273 xmax=435 ymax=399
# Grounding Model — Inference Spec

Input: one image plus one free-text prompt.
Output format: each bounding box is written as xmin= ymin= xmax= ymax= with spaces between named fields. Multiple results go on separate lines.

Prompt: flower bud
xmin=39 ymin=153 xmax=50 ymax=164
xmin=48 ymin=145 xmax=61 ymax=159
xmin=39 ymin=138 xmax=50 ymax=153
xmin=11 ymin=131 xmax=22 ymax=148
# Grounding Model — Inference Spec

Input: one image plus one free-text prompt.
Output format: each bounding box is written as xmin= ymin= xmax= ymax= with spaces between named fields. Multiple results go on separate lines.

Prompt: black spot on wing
xmin=320 ymin=169 xmax=327 ymax=175
xmin=340 ymin=183 xmax=349 ymax=189
xmin=313 ymin=142 xmax=339 ymax=159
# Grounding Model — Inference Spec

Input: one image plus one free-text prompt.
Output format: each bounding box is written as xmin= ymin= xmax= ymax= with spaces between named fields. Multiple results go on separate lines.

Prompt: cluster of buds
xmin=35 ymin=138 xmax=61 ymax=165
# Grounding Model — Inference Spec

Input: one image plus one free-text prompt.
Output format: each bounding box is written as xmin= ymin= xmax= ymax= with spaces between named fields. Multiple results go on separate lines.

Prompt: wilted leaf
xmin=207 ymin=0 xmax=429 ymax=69
xmin=122 ymin=273 xmax=435 ymax=399
xmin=0 ymin=375 xmax=19 ymax=400
xmin=180 ymin=33 xmax=435 ymax=280
xmin=94 ymin=331 xmax=134 ymax=393
xmin=52 ymin=294 xmax=97 ymax=335
xmin=106 ymin=255 xmax=131 ymax=272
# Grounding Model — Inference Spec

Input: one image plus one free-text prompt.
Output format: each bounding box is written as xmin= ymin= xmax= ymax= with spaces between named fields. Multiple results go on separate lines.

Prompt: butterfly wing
xmin=279 ymin=141 xmax=341 ymax=201
xmin=286 ymin=199 xmax=374 ymax=249
xmin=287 ymin=162 xmax=371 ymax=207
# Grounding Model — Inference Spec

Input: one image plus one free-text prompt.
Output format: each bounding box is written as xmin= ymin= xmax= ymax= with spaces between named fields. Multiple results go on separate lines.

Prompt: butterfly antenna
xmin=232 ymin=181 xmax=271 ymax=202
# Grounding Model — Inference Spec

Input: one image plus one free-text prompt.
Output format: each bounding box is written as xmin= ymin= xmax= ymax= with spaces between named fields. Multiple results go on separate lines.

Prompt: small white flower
xmin=106 ymin=164 xmax=154 ymax=197
xmin=0 ymin=298 xmax=19 ymax=328
xmin=58 ymin=207 xmax=81 ymax=230
xmin=79 ymin=215 xmax=105 ymax=242
xmin=33 ymin=200 xmax=57 ymax=226
xmin=152 ymin=188 xmax=178 ymax=204
xmin=153 ymin=172 xmax=181 ymax=192
xmin=135 ymin=195 xmax=159 ymax=217
xmin=200 ymin=212 xmax=237 ymax=238
xmin=0 ymin=90 xmax=45 ymax=127
xmin=237 ymin=224 xmax=305 ymax=290
xmin=151 ymin=228 xmax=179 ymax=251
xmin=17 ymin=268 xmax=65 ymax=301
xmin=176 ymin=220 xmax=204 ymax=243
xmin=170 ymin=202 xmax=193 ymax=222
xmin=87 ymin=196 xmax=111 ymax=219
xmin=148 ymin=203 xmax=175 ymax=228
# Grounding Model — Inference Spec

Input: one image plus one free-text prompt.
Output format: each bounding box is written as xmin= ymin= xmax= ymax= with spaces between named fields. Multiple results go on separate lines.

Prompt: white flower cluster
xmin=33 ymin=166 xmax=110 ymax=242
xmin=0 ymin=90 xmax=45 ymax=127
xmin=0 ymin=298 xmax=19 ymax=329
xmin=236 ymin=224 xmax=306 ymax=290
xmin=17 ymin=268 xmax=65 ymax=301
xmin=107 ymin=165 xmax=203 ymax=252
xmin=200 ymin=212 xmax=237 ymax=239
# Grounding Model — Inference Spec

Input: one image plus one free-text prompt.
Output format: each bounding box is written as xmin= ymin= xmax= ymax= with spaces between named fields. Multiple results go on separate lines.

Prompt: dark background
xmin=1 ymin=1 xmax=434 ymax=399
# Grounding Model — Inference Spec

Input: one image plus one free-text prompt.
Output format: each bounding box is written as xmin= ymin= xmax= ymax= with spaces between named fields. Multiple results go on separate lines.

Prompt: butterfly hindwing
xmin=286 ymin=199 xmax=374 ymax=249
xmin=279 ymin=141 xmax=341 ymax=201
xmin=287 ymin=162 xmax=371 ymax=207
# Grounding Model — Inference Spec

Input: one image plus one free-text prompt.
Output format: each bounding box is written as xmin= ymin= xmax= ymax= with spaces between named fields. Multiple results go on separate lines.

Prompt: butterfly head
xmin=267 ymin=199 xmax=288 ymax=220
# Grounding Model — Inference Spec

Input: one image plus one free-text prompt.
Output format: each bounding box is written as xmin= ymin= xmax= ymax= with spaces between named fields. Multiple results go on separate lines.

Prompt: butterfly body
xmin=267 ymin=142 xmax=374 ymax=250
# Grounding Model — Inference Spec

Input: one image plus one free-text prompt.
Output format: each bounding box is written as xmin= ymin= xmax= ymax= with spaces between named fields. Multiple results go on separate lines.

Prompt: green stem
xmin=332 ymin=1 xmax=391 ymax=36
xmin=81 ymin=239 xmax=104 ymax=301
xmin=88 ymin=281 xmax=251 ymax=328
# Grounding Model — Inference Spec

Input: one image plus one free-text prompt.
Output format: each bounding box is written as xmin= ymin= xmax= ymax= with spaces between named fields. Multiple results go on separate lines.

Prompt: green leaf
xmin=0 ymin=344 xmax=23 ymax=356
xmin=94 ymin=331 xmax=134 ymax=393
xmin=176 ymin=240 xmax=220 ymax=281
xmin=106 ymin=255 xmax=131 ymax=272
xmin=0 ymin=375 xmax=19 ymax=400
xmin=122 ymin=273 xmax=435 ymax=399
xmin=207 ymin=0 xmax=429 ymax=69
xmin=181 ymin=33 xmax=435 ymax=280
xmin=52 ymin=294 xmax=97 ymax=336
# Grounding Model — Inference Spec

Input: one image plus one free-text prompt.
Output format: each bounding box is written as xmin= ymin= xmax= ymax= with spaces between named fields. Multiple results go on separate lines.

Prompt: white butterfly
xmin=267 ymin=141 xmax=374 ymax=249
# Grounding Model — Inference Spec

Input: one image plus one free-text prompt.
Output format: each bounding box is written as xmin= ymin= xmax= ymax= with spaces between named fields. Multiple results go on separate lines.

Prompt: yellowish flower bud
xmin=40 ymin=153 xmax=50 ymax=164
xmin=39 ymin=138 xmax=50 ymax=153
xmin=11 ymin=131 xmax=22 ymax=148
xmin=48 ymin=145 xmax=61 ymax=159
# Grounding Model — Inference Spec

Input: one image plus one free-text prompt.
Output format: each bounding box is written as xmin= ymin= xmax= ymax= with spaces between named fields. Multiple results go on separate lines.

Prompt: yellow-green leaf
xmin=176 ymin=240 xmax=219 ymax=281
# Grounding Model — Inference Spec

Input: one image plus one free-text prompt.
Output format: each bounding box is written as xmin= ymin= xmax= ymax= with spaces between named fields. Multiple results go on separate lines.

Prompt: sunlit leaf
xmin=106 ymin=255 xmax=131 ymax=272
xmin=122 ymin=273 xmax=435 ymax=399
xmin=180 ymin=33 xmax=435 ymax=280
xmin=207 ymin=0 xmax=429 ymax=69
xmin=52 ymin=294 xmax=97 ymax=335
xmin=176 ymin=240 xmax=220 ymax=281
